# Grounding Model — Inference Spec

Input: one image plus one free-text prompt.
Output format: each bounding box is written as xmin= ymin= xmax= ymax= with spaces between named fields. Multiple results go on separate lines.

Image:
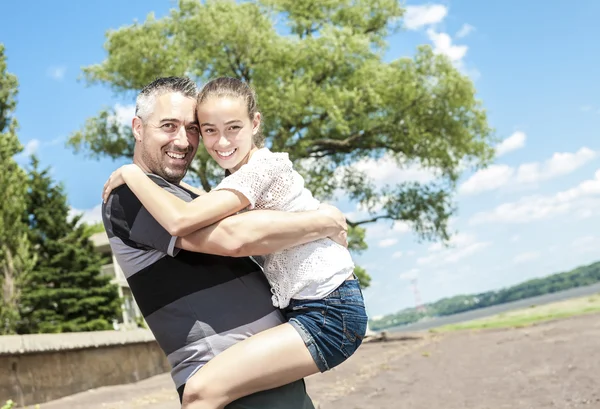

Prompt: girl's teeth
xmin=218 ymin=149 xmax=235 ymax=157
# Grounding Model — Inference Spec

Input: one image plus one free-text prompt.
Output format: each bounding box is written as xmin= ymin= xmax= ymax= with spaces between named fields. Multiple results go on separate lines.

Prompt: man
xmin=102 ymin=77 xmax=348 ymax=408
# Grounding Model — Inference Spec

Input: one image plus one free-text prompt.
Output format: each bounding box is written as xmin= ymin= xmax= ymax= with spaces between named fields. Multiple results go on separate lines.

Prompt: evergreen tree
xmin=0 ymin=44 xmax=34 ymax=334
xmin=19 ymin=157 xmax=121 ymax=333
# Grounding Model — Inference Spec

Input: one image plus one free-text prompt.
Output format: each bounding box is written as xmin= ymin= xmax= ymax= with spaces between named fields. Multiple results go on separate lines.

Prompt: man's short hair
xmin=135 ymin=77 xmax=198 ymax=121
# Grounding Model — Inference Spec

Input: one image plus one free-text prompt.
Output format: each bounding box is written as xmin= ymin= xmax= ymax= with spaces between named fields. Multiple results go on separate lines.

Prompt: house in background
xmin=91 ymin=231 xmax=142 ymax=329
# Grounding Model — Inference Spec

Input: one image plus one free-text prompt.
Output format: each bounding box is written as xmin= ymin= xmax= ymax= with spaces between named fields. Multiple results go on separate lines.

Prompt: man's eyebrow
xmin=159 ymin=118 xmax=182 ymax=123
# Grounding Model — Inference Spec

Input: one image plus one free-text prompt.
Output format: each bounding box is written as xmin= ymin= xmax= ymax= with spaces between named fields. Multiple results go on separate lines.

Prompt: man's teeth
xmin=167 ymin=152 xmax=186 ymax=159
xmin=217 ymin=149 xmax=236 ymax=157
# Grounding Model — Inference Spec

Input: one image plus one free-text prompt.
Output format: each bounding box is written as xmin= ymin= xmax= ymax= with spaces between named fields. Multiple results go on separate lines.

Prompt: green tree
xmin=18 ymin=157 xmax=121 ymax=333
xmin=0 ymin=44 xmax=34 ymax=334
xmin=68 ymin=0 xmax=496 ymax=289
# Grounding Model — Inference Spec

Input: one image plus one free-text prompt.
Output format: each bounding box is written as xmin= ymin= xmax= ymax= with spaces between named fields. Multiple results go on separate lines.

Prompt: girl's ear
xmin=252 ymin=112 xmax=261 ymax=135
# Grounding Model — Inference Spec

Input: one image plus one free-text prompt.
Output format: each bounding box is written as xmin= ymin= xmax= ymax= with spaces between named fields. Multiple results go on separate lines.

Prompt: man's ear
xmin=132 ymin=117 xmax=143 ymax=142
xmin=252 ymin=112 xmax=262 ymax=136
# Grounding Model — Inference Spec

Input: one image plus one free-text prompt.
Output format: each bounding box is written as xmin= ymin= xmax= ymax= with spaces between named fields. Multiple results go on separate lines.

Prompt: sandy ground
xmin=36 ymin=313 xmax=600 ymax=409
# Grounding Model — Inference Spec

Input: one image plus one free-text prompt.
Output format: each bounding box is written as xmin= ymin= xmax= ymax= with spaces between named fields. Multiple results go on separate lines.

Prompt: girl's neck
xmin=229 ymin=145 xmax=259 ymax=173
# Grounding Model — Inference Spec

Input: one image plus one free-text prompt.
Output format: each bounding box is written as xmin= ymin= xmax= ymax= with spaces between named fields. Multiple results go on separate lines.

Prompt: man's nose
xmin=173 ymin=127 xmax=190 ymax=149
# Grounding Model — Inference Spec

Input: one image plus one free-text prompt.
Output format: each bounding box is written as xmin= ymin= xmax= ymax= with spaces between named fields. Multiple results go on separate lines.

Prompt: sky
xmin=2 ymin=1 xmax=600 ymax=318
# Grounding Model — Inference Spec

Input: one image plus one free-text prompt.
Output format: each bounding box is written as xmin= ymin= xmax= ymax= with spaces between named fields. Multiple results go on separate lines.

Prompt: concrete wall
xmin=0 ymin=330 xmax=170 ymax=407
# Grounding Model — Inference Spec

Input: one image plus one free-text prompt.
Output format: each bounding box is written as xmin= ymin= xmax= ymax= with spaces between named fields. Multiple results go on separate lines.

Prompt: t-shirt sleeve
xmin=103 ymin=185 xmax=180 ymax=257
xmin=213 ymin=156 xmax=292 ymax=209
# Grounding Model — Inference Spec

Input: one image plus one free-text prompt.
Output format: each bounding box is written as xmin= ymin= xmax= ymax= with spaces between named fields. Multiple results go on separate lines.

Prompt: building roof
xmin=91 ymin=231 xmax=111 ymax=254
xmin=0 ymin=329 xmax=156 ymax=355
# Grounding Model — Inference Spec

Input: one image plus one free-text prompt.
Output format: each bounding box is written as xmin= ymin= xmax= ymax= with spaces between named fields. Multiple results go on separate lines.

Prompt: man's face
xmin=134 ymin=92 xmax=200 ymax=183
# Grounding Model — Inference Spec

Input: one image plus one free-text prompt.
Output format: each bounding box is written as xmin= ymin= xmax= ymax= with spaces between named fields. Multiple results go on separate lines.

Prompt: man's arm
xmin=176 ymin=207 xmax=346 ymax=257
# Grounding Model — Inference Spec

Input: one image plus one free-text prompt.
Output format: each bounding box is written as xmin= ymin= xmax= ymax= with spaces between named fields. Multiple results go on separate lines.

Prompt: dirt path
xmin=36 ymin=313 xmax=600 ymax=409
xmin=319 ymin=313 xmax=600 ymax=409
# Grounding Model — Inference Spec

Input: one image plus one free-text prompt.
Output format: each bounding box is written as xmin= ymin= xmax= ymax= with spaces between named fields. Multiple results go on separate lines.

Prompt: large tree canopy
xmin=68 ymin=0 xmax=496 ymax=287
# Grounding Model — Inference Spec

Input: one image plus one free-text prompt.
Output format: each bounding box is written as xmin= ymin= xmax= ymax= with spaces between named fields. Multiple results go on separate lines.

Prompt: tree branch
xmin=347 ymin=215 xmax=392 ymax=227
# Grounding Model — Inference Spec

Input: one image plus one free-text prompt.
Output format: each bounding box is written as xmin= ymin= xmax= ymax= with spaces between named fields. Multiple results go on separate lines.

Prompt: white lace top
xmin=214 ymin=148 xmax=354 ymax=308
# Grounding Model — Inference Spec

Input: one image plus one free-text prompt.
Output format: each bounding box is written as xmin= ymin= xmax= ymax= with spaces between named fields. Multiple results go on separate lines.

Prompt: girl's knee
xmin=181 ymin=377 xmax=227 ymax=409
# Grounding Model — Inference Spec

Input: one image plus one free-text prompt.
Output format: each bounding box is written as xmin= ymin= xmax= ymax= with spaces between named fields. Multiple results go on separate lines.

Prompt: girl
xmin=103 ymin=77 xmax=368 ymax=409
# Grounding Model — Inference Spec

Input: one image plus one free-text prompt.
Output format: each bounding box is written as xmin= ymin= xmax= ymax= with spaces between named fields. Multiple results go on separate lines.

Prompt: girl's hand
xmin=102 ymin=164 xmax=142 ymax=202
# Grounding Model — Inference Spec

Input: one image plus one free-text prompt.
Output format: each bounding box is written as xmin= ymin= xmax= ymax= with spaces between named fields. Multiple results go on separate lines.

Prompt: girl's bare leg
xmin=181 ymin=322 xmax=319 ymax=409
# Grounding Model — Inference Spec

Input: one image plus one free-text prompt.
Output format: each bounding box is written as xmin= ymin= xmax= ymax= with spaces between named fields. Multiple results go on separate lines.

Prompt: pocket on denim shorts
xmin=341 ymin=305 xmax=368 ymax=358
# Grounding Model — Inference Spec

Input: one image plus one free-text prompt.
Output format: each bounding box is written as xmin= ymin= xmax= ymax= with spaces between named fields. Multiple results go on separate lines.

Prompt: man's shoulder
xmin=103 ymin=175 xmax=194 ymax=222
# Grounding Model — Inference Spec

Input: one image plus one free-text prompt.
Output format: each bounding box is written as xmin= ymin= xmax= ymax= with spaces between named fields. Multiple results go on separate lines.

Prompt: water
xmin=387 ymin=282 xmax=600 ymax=333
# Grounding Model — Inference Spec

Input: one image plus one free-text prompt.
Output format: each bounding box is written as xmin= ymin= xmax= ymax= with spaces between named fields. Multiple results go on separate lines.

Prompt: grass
xmin=431 ymin=293 xmax=600 ymax=332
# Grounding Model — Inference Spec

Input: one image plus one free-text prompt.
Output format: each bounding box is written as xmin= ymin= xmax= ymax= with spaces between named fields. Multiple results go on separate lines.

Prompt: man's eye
xmin=162 ymin=123 xmax=176 ymax=130
xmin=229 ymin=125 xmax=241 ymax=131
xmin=188 ymin=127 xmax=200 ymax=134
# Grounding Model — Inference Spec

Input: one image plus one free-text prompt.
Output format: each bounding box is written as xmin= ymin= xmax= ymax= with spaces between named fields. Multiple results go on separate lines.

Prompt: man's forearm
xmin=216 ymin=210 xmax=335 ymax=256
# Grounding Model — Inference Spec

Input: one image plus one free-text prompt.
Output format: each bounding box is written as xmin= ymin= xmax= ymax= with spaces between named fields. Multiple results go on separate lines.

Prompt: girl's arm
xmin=179 ymin=181 xmax=206 ymax=196
xmin=103 ymin=164 xmax=249 ymax=237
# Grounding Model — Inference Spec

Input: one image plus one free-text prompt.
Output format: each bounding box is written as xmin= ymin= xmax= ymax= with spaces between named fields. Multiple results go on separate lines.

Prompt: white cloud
xmin=511 ymin=234 xmax=520 ymax=242
xmin=48 ymin=136 xmax=64 ymax=146
xmin=349 ymin=154 xmax=438 ymax=188
xmin=470 ymin=169 xmax=600 ymax=225
xmin=378 ymin=238 xmax=398 ymax=248
xmin=460 ymin=146 xmax=598 ymax=195
xmin=516 ymin=147 xmax=597 ymax=184
xmin=426 ymin=29 xmax=468 ymax=63
xmin=456 ymin=24 xmax=475 ymax=38
xmin=392 ymin=221 xmax=411 ymax=233
xmin=113 ymin=103 xmax=136 ymax=126
xmin=581 ymin=105 xmax=593 ymax=112
xmin=69 ymin=204 xmax=103 ymax=225
xmin=496 ymin=131 xmax=526 ymax=157
xmin=24 ymin=139 xmax=40 ymax=156
xmin=392 ymin=251 xmax=403 ymax=259
xmin=404 ymin=5 xmax=448 ymax=30
xmin=513 ymin=251 xmax=541 ymax=264
xmin=417 ymin=233 xmax=490 ymax=266
xmin=399 ymin=268 xmax=419 ymax=281
xmin=47 ymin=66 xmax=67 ymax=80
xmin=459 ymin=164 xmax=514 ymax=195
xmin=571 ymin=235 xmax=598 ymax=254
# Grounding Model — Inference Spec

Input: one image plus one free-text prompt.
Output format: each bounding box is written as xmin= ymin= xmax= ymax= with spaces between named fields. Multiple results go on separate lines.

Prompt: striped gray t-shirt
xmin=102 ymin=175 xmax=291 ymax=388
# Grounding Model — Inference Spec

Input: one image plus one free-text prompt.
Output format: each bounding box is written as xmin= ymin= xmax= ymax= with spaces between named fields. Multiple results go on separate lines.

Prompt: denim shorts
xmin=283 ymin=278 xmax=368 ymax=373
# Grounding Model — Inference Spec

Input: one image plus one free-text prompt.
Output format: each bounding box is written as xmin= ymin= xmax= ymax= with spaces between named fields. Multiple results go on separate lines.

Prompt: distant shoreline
xmin=385 ymin=281 xmax=600 ymax=333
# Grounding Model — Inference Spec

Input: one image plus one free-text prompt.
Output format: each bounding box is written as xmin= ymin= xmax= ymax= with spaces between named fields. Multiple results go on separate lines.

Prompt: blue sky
xmin=2 ymin=1 xmax=600 ymax=318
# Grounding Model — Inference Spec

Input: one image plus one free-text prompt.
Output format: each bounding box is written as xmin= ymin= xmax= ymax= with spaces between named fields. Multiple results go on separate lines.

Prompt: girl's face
xmin=198 ymin=96 xmax=261 ymax=172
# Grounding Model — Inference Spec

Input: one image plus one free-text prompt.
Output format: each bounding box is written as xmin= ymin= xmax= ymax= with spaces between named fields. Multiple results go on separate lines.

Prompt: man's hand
xmin=102 ymin=164 xmax=142 ymax=202
xmin=318 ymin=204 xmax=348 ymax=248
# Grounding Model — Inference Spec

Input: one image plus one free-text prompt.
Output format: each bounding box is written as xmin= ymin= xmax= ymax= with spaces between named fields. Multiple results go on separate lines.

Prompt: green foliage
xmin=18 ymin=157 xmax=121 ymax=333
xmin=2 ymin=400 xmax=14 ymax=409
xmin=67 ymin=0 xmax=496 ymax=288
xmin=0 ymin=44 xmax=34 ymax=334
xmin=84 ymin=222 xmax=106 ymax=236
xmin=371 ymin=261 xmax=600 ymax=331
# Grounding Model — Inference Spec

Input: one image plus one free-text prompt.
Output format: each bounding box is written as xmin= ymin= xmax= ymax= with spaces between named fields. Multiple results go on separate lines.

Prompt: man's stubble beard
xmin=139 ymin=143 xmax=191 ymax=185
